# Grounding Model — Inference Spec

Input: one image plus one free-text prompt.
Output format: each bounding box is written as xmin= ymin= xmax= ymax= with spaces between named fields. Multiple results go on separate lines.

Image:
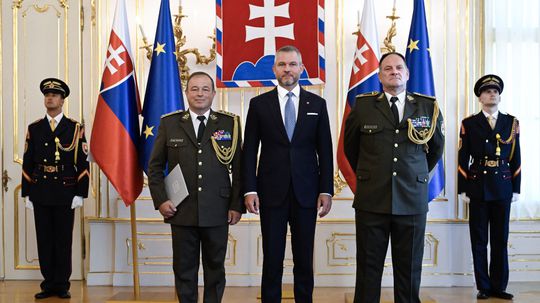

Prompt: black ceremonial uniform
xmin=458 ymin=111 xmax=521 ymax=295
xmin=344 ymin=91 xmax=444 ymax=303
xmin=21 ymin=115 xmax=89 ymax=294
xmin=148 ymin=109 xmax=243 ymax=303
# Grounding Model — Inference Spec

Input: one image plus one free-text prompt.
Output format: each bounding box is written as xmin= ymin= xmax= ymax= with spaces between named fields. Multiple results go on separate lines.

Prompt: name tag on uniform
xmin=307 ymin=112 xmax=318 ymax=116
xmin=169 ymin=138 xmax=184 ymax=143
xmin=362 ymin=124 xmax=379 ymax=130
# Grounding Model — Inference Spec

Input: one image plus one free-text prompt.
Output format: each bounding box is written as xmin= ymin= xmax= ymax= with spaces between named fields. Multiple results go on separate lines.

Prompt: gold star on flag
xmin=154 ymin=42 xmax=166 ymax=56
xmin=407 ymin=39 xmax=420 ymax=54
xmin=143 ymin=125 xmax=155 ymax=139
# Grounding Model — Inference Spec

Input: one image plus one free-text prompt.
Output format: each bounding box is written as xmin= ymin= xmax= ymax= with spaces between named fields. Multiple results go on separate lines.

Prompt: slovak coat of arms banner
xmin=216 ymin=0 xmax=326 ymax=87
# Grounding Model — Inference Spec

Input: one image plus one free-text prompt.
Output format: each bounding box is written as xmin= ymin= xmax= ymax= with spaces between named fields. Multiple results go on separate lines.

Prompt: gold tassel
xmin=55 ymin=137 xmax=60 ymax=161
xmin=495 ymin=134 xmax=501 ymax=156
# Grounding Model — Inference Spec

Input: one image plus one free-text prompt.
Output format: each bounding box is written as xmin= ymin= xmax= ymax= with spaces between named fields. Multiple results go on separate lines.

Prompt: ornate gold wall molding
xmin=11 ymin=0 xmax=71 ymax=165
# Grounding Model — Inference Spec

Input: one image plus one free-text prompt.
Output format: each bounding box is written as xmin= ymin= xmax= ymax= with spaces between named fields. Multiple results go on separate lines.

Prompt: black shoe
xmin=34 ymin=291 xmax=55 ymax=299
xmin=492 ymin=291 xmax=513 ymax=300
xmin=476 ymin=291 xmax=490 ymax=300
xmin=57 ymin=291 xmax=71 ymax=299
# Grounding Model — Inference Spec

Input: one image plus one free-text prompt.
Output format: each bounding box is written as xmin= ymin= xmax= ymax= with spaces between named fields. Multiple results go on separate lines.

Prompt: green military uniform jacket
xmin=344 ymin=92 xmax=445 ymax=215
xmin=148 ymin=110 xmax=244 ymax=227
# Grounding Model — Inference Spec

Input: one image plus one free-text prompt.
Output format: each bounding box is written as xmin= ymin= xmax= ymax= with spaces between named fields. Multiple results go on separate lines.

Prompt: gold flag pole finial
xmin=382 ymin=1 xmax=400 ymax=54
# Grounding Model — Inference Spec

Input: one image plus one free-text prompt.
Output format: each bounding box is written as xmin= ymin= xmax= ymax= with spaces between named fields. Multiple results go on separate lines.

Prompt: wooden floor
xmin=1 ymin=280 xmax=539 ymax=302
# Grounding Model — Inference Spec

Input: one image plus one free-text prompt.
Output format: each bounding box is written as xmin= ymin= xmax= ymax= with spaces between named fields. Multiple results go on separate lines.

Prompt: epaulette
xmin=161 ymin=110 xmax=185 ymax=118
xmin=411 ymin=92 xmax=436 ymax=100
xmin=356 ymin=91 xmax=379 ymax=98
xmin=67 ymin=116 xmax=83 ymax=126
xmin=29 ymin=118 xmax=42 ymax=125
xmin=216 ymin=110 xmax=237 ymax=117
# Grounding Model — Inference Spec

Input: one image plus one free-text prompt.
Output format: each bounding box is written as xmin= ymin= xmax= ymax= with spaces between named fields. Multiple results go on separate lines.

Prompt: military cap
xmin=474 ymin=74 xmax=503 ymax=97
xmin=40 ymin=78 xmax=70 ymax=98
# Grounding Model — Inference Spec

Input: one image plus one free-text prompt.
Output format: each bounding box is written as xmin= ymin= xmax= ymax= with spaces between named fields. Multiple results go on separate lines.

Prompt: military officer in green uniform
xmin=148 ymin=71 xmax=243 ymax=303
xmin=344 ymin=52 xmax=445 ymax=303
xmin=458 ymin=74 xmax=520 ymax=300
xmin=21 ymin=78 xmax=89 ymax=299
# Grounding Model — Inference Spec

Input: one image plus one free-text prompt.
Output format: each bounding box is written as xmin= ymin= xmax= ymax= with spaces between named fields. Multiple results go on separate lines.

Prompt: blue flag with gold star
xmin=140 ymin=0 xmax=184 ymax=173
xmin=405 ymin=0 xmax=444 ymax=201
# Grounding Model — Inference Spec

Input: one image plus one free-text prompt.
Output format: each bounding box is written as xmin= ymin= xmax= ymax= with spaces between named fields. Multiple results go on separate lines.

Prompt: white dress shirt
xmin=46 ymin=112 xmax=64 ymax=127
xmin=189 ymin=109 xmax=210 ymax=131
xmin=384 ymin=91 xmax=407 ymax=122
xmin=277 ymin=84 xmax=300 ymax=123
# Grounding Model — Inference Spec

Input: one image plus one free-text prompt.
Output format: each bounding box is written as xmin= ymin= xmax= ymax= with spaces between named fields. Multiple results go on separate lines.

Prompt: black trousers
xmin=469 ymin=199 xmax=511 ymax=293
xmin=170 ymin=224 xmax=229 ymax=303
xmin=33 ymin=203 xmax=74 ymax=293
xmin=259 ymin=188 xmax=317 ymax=303
xmin=354 ymin=210 xmax=426 ymax=303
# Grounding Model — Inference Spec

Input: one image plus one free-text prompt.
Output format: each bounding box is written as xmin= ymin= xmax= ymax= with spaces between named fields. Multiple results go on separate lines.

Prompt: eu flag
xmin=405 ymin=0 xmax=444 ymax=201
xmin=140 ymin=0 xmax=184 ymax=173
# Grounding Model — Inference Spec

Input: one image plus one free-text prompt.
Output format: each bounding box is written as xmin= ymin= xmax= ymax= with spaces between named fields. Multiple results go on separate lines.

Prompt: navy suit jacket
xmin=242 ymin=87 xmax=333 ymax=208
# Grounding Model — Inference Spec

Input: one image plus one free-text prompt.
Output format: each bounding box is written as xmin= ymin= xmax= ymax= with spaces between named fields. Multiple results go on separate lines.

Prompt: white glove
xmin=71 ymin=196 xmax=84 ymax=209
xmin=511 ymin=193 xmax=520 ymax=202
xmin=25 ymin=198 xmax=34 ymax=210
xmin=460 ymin=193 xmax=470 ymax=204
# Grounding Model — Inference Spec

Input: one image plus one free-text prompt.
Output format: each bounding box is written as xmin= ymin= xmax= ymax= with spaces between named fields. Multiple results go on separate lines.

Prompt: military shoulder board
xmin=67 ymin=116 xmax=82 ymax=125
xmin=411 ymin=92 xmax=436 ymax=101
xmin=30 ymin=118 xmax=42 ymax=126
xmin=161 ymin=110 xmax=184 ymax=118
xmin=356 ymin=91 xmax=379 ymax=98
xmin=217 ymin=110 xmax=237 ymax=117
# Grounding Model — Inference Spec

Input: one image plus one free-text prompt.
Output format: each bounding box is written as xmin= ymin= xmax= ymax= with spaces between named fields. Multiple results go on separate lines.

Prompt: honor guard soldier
xmin=21 ymin=78 xmax=89 ymax=299
xmin=344 ymin=52 xmax=445 ymax=303
xmin=148 ymin=72 xmax=243 ymax=303
xmin=458 ymin=74 xmax=521 ymax=300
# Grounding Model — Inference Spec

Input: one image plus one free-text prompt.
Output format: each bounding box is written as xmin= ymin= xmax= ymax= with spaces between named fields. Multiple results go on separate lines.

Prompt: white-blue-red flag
xmin=337 ymin=0 xmax=380 ymax=193
xmin=90 ymin=0 xmax=143 ymax=205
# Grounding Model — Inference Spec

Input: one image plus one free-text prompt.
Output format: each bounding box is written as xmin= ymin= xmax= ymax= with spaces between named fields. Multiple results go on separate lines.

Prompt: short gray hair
xmin=275 ymin=45 xmax=303 ymax=64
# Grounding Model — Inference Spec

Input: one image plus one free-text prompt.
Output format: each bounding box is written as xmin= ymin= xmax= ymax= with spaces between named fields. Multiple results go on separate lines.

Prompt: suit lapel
xmin=492 ymin=112 xmax=507 ymax=134
xmin=400 ymin=93 xmax=418 ymax=127
xmin=475 ymin=112 xmax=492 ymax=133
xmin=54 ymin=116 xmax=68 ymax=136
xmin=268 ymin=88 xmax=289 ymax=141
xmin=292 ymin=88 xmax=310 ymax=141
xmin=375 ymin=93 xmax=396 ymax=125
xmin=179 ymin=111 xmax=198 ymax=146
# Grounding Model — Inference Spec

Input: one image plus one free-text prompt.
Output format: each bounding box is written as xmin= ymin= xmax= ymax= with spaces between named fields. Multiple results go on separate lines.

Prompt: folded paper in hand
xmin=165 ymin=164 xmax=189 ymax=207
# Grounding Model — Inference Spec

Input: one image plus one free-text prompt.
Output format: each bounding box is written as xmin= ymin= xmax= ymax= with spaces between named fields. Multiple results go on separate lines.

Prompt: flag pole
xmin=130 ymin=204 xmax=141 ymax=298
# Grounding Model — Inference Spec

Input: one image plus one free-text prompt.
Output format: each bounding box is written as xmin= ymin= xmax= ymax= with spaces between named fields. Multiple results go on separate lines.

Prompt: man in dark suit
xmin=148 ymin=72 xmax=243 ymax=303
xmin=21 ymin=78 xmax=89 ymax=299
xmin=344 ymin=52 xmax=444 ymax=303
xmin=242 ymin=45 xmax=334 ymax=303
xmin=458 ymin=74 xmax=520 ymax=301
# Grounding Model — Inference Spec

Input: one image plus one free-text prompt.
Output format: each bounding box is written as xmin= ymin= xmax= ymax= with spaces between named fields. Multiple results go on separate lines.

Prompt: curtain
xmin=485 ymin=0 xmax=540 ymax=218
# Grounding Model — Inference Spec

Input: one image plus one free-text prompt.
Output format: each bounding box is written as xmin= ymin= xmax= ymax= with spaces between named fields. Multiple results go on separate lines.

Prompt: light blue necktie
xmin=284 ymin=91 xmax=296 ymax=141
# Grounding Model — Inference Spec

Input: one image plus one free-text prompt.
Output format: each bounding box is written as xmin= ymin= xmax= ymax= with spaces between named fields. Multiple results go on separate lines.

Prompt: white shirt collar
xmin=277 ymin=84 xmax=300 ymax=100
xmin=189 ymin=109 xmax=210 ymax=123
xmin=46 ymin=112 xmax=63 ymax=124
xmin=482 ymin=110 xmax=499 ymax=120
xmin=384 ymin=90 xmax=407 ymax=105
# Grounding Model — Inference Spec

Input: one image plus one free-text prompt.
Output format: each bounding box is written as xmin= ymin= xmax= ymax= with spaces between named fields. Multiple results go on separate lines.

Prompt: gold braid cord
xmin=407 ymin=100 xmax=440 ymax=146
xmin=495 ymin=118 xmax=518 ymax=160
xmin=54 ymin=123 xmax=80 ymax=163
xmin=211 ymin=116 xmax=239 ymax=166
